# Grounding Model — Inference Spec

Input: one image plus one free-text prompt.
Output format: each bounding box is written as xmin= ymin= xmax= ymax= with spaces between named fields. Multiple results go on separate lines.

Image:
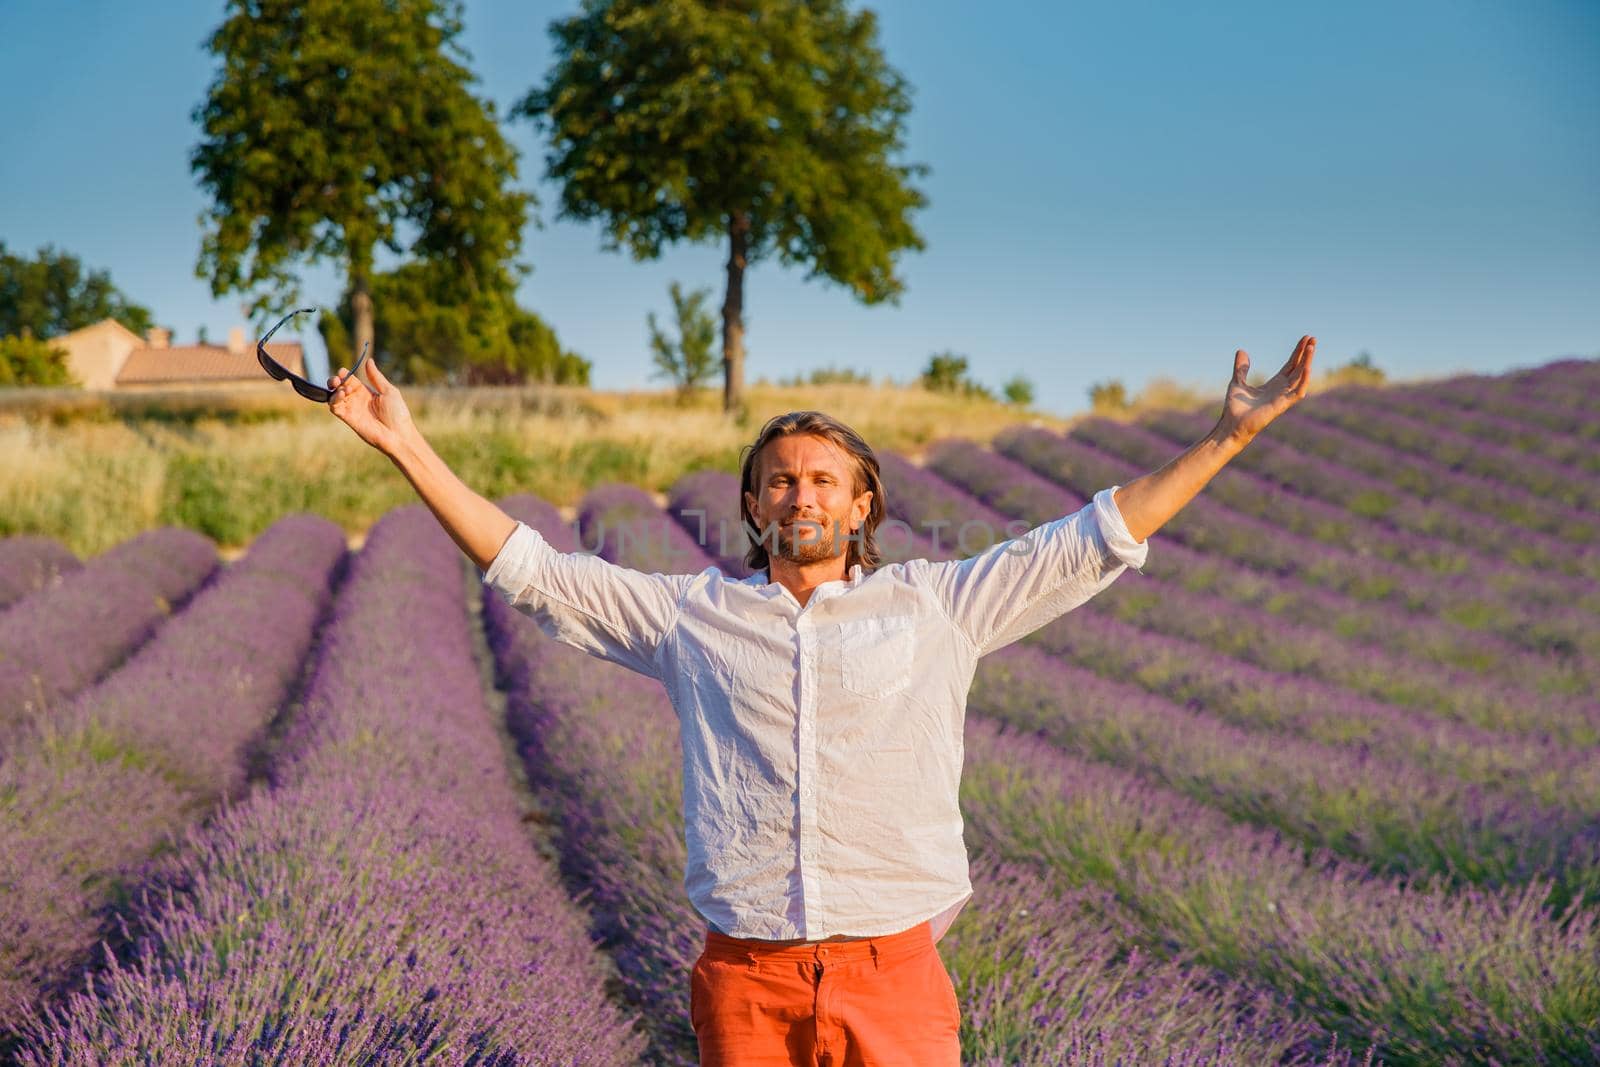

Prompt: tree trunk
xmin=721 ymin=211 xmax=750 ymax=415
xmin=349 ymin=256 xmax=375 ymax=376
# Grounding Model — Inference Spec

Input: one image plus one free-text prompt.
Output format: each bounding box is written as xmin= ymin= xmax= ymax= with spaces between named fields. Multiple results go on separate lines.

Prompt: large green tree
xmin=0 ymin=242 xmax=153 ymax=339
xmin=516 ymin=0 xmax=927 ymax=414
xmin=191 ymin=0 xmax=530 ymax=360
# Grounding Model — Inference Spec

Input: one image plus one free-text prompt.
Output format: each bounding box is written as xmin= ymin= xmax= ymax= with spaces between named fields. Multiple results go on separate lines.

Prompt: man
xmin=326 ymin=335 xmax=1315 ymax=1066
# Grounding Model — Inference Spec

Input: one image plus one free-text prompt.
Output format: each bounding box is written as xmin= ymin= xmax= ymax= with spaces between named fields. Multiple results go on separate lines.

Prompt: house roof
xmin=115 ymin=342 xmax=306 ymax=384
xmin=57 ymin=318 xmax=147 ymax=346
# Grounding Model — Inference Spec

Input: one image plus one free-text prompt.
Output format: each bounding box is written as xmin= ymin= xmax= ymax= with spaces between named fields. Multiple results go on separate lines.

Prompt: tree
xmin=648 ymin=281 xmax=719 ymax=399
xmin=191 ymin=0 xmax=530 ymax=361
xmin=0 ymin=242 xmax=152 ymax=339
xmin=920 ymin=350 xmax=993 ymax=400
xmin=1322 ymin=350 xmax=1386 ymax=388
xmin=0 ymin=334 xmax=78 ymax=388
xmin=1088 ymin=379 xmax=1129 ymax=414
xmin=516 ymin=0 xmax=928 ymax=415
xmin=1001 ymin=374 xmax=1034 ymax=406
xmin=319 ymin=262 xmax=590 ymax=386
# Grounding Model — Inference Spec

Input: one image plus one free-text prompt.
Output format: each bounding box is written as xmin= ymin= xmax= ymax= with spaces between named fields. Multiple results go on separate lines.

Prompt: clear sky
xmin=3 ymin=0 xmax=1596 ymax=414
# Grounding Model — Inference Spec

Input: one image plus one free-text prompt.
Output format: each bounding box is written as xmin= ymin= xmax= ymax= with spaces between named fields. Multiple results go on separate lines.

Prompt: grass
xmin=0 ymin=380 xmax=1069 ymax=556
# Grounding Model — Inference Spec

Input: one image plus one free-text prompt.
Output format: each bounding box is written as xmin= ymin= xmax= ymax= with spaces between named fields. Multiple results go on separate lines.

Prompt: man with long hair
xmin=327 ymin=336 xmax=1315 ymax=1065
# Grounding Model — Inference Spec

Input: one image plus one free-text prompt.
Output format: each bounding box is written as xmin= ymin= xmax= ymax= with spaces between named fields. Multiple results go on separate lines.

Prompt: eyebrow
xmin=765 ymin=467 xmax=843 ymax=479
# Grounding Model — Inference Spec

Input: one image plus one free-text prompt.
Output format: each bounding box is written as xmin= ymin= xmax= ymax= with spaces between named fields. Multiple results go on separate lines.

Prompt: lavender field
xmin=1 ymin=359 xmax=1596 ymax=1066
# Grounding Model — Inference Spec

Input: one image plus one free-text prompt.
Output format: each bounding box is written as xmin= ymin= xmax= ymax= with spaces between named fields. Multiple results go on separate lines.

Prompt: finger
xmin=1232 ymin=349 xmax=1250 ymax=384
xmin=366 ymin=356 xmax=389 ymax=394
xmin=1286 ymin=336 xmax=1312 ymax=385
xmin=1279 ymin=335 xmax=1308 ymax=378
xmin=1296 ymin=336 xmax=1316 ymax=395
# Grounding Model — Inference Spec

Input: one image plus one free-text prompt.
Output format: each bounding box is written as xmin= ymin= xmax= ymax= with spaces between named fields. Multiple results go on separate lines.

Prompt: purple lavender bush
xmin=0 ymin=513 xmax=345 ymax=1035
xmin=1069 ymin=415 xmax=1592 ymax=618
xmin=1182 ymin=402 xmax=1599 ymax=548
xmin=486 ymin=493 xmax=706 ymax=1066
xmin=0 ymin=537 xmax=80 ymax=613
xmin=1139 ymin=406 xmax=1600 ymax=581
xmin=971 ymin=641 xmax=1600 ymax=910
xmin=1304 ymin=392 xmax=1600 ymax=512
xmin=666 ymin=468 xmax=753 ymax=576
xmin=1343 ymin=381 xmax=1600 ymax=475
xmin=907 ymin=440 xmax=1588 ymax=724
xmin=930 ymin=434 xmax=1580 ymax=689
xmin=995 ymin=426 xmax=1598 ymax=663
xmin=961 ymin=717 xmax=1600 ymax=1064
xmin=1025 ymin=605 xmax=1599 ymax=809
xmin=1429 ymin=376 xmax=1600 ymax=440
xmin=0 ymin=527 xmax=217 ymax=744
xmin=10 ymin=506 xmax=646 ymax=1065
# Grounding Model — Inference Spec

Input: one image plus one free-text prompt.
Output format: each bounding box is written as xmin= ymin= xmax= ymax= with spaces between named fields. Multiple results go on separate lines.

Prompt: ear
xmin=851 ymin=487 xmax=873 ymax=532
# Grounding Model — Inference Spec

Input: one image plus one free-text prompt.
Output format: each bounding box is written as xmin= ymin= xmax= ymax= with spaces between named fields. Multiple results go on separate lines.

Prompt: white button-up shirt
xmin=482 ymin=485 xmax=1148 ymax=942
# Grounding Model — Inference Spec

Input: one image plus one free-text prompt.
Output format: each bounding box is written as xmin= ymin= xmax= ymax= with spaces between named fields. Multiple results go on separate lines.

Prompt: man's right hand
xmin=328 ymin=357 xmax=413 ymax=457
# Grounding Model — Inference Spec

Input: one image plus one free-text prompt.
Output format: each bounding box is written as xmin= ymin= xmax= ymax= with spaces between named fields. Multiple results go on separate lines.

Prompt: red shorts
xmin=689 ymin=919 xmax=961 ymax=1066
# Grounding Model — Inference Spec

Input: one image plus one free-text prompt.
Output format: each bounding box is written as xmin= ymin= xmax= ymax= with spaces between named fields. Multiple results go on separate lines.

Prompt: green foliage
xmin=1001 ymin=374 xmax=1034 ymax=406
xmin=191 ymin=0 xmax=530 ymax=312
xmin=1089 ymin=379 xmax=1130 ymax=414
xmin=0 ymin=333 xmax=78 ymax=388
xmin=0 ymin=242 xmax=153 ymax=339
xmin=1324 ymin=350 xmax=1387 ymax=388
xmin=920 ymin=351 xmax=994 ymax=400
xmin=320 ymin=262 xmax=589 ymax=386
xmin=517 ymin=0 xmax=929 ymax=408
xmin=648 ymin=281 xmax=719 ymax=397
xmin=518 ymin=0 xmax=927 ymax=294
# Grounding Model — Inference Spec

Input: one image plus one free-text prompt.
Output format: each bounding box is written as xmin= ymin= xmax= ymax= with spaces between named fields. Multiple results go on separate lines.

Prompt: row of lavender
xmin=482 ymin=486 xmax=1365 ymax=1065
xmin=991 ymin=424 xmax=1598 ymax=682
xmin=1052 ymin=417 xmax=1600 ymax=664
xmin=904 ymin=444 xmax=1599 ymax=787
xmin=905 ymin=445 xmax=1589 ymax=727
xmin=635 ymin=476 xmax=1595 ymax=1062
xmin=0 ymin=527 xmax=219 ymax=752
xmin=1 ymin=514 xmax=344 ymax=1037
xmin=6 ymin=508 xmax=646 ymax=1063
xmin=0 ymin=535 xmax=80 ymax=612
xmin=1174 ymin=371 xmax=1600 ymax=612
xmin=1414 ymin=358 xmax=1600 ymax=441
xmin=1325 ymin=371 xmax=1600 ymax=485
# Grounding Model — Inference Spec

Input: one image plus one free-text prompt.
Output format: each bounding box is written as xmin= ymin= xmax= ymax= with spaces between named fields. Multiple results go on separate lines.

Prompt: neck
xmin=767 ymin=554 xmax=850 ymax=608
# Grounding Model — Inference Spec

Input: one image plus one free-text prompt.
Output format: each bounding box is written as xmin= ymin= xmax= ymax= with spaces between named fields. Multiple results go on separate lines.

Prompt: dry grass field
xmin=0 ymin=380 xmax=1073 ymax=557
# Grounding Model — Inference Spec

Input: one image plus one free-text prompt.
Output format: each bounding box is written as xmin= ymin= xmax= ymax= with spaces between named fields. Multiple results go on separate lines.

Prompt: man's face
xmin=744 ymin=433 xmax=873 ymax=567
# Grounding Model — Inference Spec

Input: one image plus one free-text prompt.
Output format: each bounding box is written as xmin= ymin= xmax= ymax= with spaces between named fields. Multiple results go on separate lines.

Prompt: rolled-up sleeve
xmin=905 ymin=485 xmax=1148 ymax=657
xmin=482 ymin=521 xmax=692 ymax=679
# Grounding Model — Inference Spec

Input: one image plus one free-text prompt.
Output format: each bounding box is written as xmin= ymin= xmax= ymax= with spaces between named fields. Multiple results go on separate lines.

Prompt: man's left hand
xmin=1218 ymin=334 xmax=1315 ymax=445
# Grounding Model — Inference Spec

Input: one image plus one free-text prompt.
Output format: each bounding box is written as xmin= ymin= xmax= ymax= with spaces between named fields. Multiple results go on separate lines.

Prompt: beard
xmin=765 ymin=513 xmax=853 ymax=565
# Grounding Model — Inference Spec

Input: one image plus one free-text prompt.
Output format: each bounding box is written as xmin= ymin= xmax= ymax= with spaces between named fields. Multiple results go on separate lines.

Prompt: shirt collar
xmin=744 ymin=562 xmax=865 ymax=593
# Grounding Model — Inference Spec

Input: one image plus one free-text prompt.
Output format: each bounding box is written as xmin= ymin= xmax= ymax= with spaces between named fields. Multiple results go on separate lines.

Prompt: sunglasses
xmin=257 ymin=307 xmax=370 ymax=402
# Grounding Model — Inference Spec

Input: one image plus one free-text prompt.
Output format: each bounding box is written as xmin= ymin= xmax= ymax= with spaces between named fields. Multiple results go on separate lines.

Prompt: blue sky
xmin=2 ymin=0 xmax=1596 ymax=414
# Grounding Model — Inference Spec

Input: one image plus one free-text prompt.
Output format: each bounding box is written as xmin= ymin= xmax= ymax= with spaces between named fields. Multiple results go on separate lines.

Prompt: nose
xmin=787 ymin=482 xmax=824 ymax=517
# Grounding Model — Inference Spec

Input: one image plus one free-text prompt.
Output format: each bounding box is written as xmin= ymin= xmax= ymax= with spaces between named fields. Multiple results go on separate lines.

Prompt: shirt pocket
xmin=837 ymin=615 xmax=916 ymax=699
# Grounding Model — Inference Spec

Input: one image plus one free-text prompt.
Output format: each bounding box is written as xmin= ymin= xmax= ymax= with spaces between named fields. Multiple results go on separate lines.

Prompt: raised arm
xmin=325 ymin=356 xmax=689 ymax=679
xmin=1114 ymin=335 xmax=1315 ymax=543
xmin=324 ymin=354 xmax=515 ymax=571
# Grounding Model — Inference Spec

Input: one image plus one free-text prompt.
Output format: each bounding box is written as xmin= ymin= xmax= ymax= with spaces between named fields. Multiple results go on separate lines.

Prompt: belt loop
xmin=869 ymin=940 xmax=881 ymax=970
xmin=744 ymin=950 xmax=758 ymax=971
